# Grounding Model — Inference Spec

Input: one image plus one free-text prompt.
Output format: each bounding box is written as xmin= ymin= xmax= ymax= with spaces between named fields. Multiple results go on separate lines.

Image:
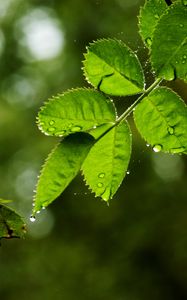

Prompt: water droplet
xmin=167 ymin=126 xmax=174 ymax=135
xmin=49 ymin=120 xmax=55 ymax=126
xmin=98 ymin=173 xmax=105 ymax=178
xmin=71 ymin=126 xmax=82 ymax=132
xmin=32 ymin=202 xmax=35 ymax=207
xmin=182 ymin=60 xmax=186 ymax=64
xmin=145 ymin=37 xmax=152 ymax=46
xmin=55 ymin=130 xmax=66 ymax=136
xmin=175 ymin=60 xmax=179 ymax=64
xmin=48 ymin=127 xmax=56 ymax=132
xmin=182 ymin=0 xmax=187 ymax=6
xmin=146 ymin=143 xmax=150 ymax=147
xmin=153 ymin=144 xmax=162 ymax=153
xmin=127 ymin=171 xmax=130 ymax=175
xmin=30 ymin=215 xmax=36 ymax=222
xmin=183 ymin=55 xmax=187 ymax=59
xmin=97 ymin=182 xmax=103 ymax=188
xmin=36 ymin=210 xmax=40 ymax=214
xmin=42 ymin=206 xmax=46 ymax=210
xmin=179 ymin=24 xmax=184 ymax=28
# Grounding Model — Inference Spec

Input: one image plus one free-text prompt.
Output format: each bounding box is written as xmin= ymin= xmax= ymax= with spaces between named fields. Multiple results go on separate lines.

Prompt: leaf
xmin=38 ymin=88 xmax=116 ymax=137
xmin=0 ymin=204 xmax=26 ymax=240
xmin=81 ymin=121 xmax=132 ymax=201
xmin=151 ymin=2 xmax=187 ymax=81
xmin=138 ymin=0 xmax=168 ymax=47
xmin=32 ymin=133 xmax=94 ymax=214
xmin=133 ymin=87 xmax=187 ymax=154
xmin=83 ymin=39 xmax=145 ymax=96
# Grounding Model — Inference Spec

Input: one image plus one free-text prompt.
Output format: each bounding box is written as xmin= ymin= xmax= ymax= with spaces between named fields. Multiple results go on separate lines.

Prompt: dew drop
xmin=167 ymin=126 xmax=174 ymax=135
xmin=145 ymin=37 xmax=152 ymax=46
xmin=146 ymin=143 xmax=150 ymax=147
xmin=49 ymin=120 xmax=55 ymax=126
xmin=42 ymin=206 xmax=46 ymax=210
xmin=71 ymin=126 xmax=82 ymax=132
xmin=30 ymin=215 xmax=36 ymax=222
xmin=179 ymin=24 xmax=184 ymax=28
xmin=97 ymin=182 xmax=103 ymax=188
xmin=48 ymin=127 xmax=56 ymax=132
xmin=153 ymin=144 xmax=162 ymax=153
xmin=127 ymin=171 xmax=130 ymax=175
xmin=183 ymin=55 xmax=187 ymax=59
xmin=55 ymin=130 xmax=66 ymax=136
xmin=98 ymin=173 xmax=105 ymax=178
xmin=36 ymin=210 xmax=40 ymax=214
xmin=32 ymin=202 xmax=35 ymax=207
xmin=182 ymin=60 xmax=186 ymax=64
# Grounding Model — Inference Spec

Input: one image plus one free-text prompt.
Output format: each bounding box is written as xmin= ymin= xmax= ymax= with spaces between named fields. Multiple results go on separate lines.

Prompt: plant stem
xmin=95 ymin=78 xmax=162 ymax=142
xmin=116 ymin=78 xmax=162 ymax=124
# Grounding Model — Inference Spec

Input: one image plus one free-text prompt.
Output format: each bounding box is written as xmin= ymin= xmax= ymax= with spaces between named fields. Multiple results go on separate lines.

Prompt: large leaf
xmin=38 ymin=88 xmax=116 ymax=137
xmin=151 ymin=2 xmax=187 ymax=81
xmin=133 ymin=87 xmax=187 ymax=154
xmin=139 ymin=0 xmax=168 ymax=47
xmin=32 ymin=133 xmax=94 ymax=215
xmin=81 ymin=121 xmax=132 ymax=201
xmin=0 ymin=204 xmax=26 ymax=240
xmin=83 ymin=39 xmax=145 ymax=96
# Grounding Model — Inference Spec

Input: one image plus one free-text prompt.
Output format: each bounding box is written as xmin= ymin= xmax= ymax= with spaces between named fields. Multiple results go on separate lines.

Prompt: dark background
xmin=0 ymin=0 xmax=187 ymax=299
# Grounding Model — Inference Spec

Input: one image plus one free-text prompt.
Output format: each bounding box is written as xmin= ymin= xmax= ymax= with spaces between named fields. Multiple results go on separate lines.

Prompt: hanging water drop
xmin=179 ymin=24 xmax=184 ymax=28
xmin=36 ymin=210 xmax=40 ymax=214
xmin=30 ymin=215 xmax=36 ymax=222
xmin=127 ymin=171 xmax=130 ymax=175
xmin=153 ymin=144 xmax=162 ymax=153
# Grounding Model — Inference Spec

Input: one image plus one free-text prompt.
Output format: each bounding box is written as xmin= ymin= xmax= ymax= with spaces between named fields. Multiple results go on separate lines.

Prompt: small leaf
xmin=38 ymin=88 xmax=116 ymax=137
xmin=83 ymin=39 xmax=145 ymax=96
xmin=139 ymin=0 xmax=168 ymax=47
xmin=151 ymin=2 xmax=187 ymax=81
xmin=0 ymin=204 xmax=26 ymax=240
xmin=32 ymin=133 xmax=94 ymax=214
xmin=81 ymin=121 xmax=132 ymax=201
xmin=134 ymin=87 xmax=187 ymax=154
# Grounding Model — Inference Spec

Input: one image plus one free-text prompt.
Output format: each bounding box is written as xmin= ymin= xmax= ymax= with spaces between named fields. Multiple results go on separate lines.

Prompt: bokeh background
xmin=0 ymin=0 xmax=187 ymax=299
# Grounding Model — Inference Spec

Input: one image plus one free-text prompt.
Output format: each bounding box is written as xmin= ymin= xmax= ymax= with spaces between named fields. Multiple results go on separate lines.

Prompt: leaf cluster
xmin=31 ymin=0 xmax=187 ymax=217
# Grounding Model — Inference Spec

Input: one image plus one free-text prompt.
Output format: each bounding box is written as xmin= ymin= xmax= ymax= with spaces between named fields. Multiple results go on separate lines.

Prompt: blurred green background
xmin=0 ymin=0 xmax=187 ymax=299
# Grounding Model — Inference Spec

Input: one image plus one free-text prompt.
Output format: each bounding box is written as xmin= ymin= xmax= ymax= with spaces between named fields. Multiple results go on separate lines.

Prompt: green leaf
xmin=38 ymin=88 xmax=116 ymax=137
xmin=151 ymin=2 xmax=187 ymax=81
xmin=83 ymin=39 xmax=145 ymax=96
xmin=139 ymin=0 xmax=168 ymax=47
xmin=0 ymin=204 xmax=26 ymax=240
xmin=32 ymin=133 xmax=94 ymax=214
xmin=81 ymin=121 xmax=132 ymax=201
xmin=133 ymin=87 xmax=187 ymax=154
